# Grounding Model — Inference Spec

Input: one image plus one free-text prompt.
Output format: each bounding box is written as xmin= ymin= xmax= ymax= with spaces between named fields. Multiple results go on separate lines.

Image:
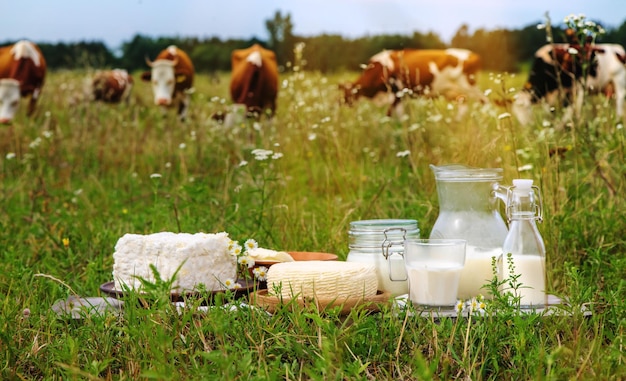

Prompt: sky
xmin=2 ymin=0 xmax=626 ymax=51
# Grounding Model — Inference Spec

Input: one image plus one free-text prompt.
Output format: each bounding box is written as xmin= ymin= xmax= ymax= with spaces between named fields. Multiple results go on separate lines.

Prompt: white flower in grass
xmin=244 ymin=239 xmax=258 ymax=252
xmin=228 ymin=240 xmax=242 ymax=256
xmin=455 ymin=300 xmax=465 ymax=314
xmin=238 ymin=255 xmax=255 ymax=268
xmin=518 ymin=164 xmax=533 ymax=172
xmin=467 ymin=295 xmax=487 ymax=315
xmin=238 ymin=160 xmax=248 ymax=167
xmin=6 ymin=152 xmax=16 ymax=160
xmin=223 ymin=278 xmax=237 ymax=290
xmin=272 ymin=152 xmax=283 ymax=160
xmin=308 ymin=132 xmax=317 ymax=141
xmin=253 ymin=266 xmax=268 ymax=281
xmin=251 ymin=148 xmax=273 ymax=161
xmin=150 ymin=173 xmax=162 ymax=179
xmin=179 ymin=143 xmax=186 ymax=150
xmin=396 ymin=150 xmax=410 ymax=158
xmin=498 ymin=112 xmax=511 ymax=120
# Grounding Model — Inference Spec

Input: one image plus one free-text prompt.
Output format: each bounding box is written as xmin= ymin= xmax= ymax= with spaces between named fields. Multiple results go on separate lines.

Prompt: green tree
xmin=265 ymin=11 xmax=295 ymax=67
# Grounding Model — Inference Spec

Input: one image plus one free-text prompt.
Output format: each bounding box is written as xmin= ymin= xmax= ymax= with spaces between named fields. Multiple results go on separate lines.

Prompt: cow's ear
xmin=176 ymin=74 xmax=187 ymax=84
xmin=140 ymin=71 xmax=151 ymax=81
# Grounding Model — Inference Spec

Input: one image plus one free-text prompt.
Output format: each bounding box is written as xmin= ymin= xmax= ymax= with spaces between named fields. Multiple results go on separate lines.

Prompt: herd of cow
xmin=1 ymin=36 xmax=626 ymax=125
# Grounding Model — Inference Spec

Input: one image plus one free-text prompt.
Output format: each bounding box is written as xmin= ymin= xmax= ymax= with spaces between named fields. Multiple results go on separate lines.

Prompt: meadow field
xmin=1 ymin=59 xmax=625 ymax=380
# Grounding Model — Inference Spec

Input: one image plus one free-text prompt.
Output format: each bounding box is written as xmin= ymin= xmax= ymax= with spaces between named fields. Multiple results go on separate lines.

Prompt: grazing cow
xmin=512 ymin=42 xmax=626 ymax=125
xmin=340 ymin=48 xmax=486 ymax=116
xmin=229 ymin=44 xmax=279 ymax=117
xmin=91 ymin=69 xmax=133 ymax=103
xmin=141 ymin=45 xmax=194 ymax=120
xmin=0 ymin=40 xmax=46 ymax=124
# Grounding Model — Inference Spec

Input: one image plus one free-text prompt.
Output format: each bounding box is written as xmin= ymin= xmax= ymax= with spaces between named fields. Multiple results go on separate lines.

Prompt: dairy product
xmin=112 ymin=232 xmax=236 ymax=291
xmin=406 ymin=262 xmax=464 ymax=306
xmin=247 ymin=247 xmax=294 ymax=262
xmin=266 ymin=261 xmax=378 ymax=299
xmin=500 ymin=254 xmax=546 ymax=306
xmin=345 ymin=252 xmax=408 ymax=295
xmin=457 ymin=246 xmax=500 ymax=299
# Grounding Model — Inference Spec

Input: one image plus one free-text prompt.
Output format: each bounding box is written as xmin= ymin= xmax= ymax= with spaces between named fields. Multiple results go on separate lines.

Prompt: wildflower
xmin=518 ymin=164 xmax=533 ymax=172
xmin=238 ymin=160 xmax=248 ymax=167
xmin=223 ymin=278 xmax=236 ymax=290
xmin=251 ymin=148 xmax=273 ymax=161
xmin=150 ymin=173 xmax=162 ymax=179
xmin=29 ymin=137 xmax=42 ymax=149
xmin=62 ymin=238 xmax=70 ymax=248
xmin=396 ymin=150 xmax=410 ymax=158
xmin=244 ymin=239 xmax=258 ymax=252
xmin=271 ymin=152 xmax=283 ymax=160
xmin=228 ymin=241 xmax=242 ymax=256
xmin=179 ymin=143 xmax=186 ymax=150
xmin=455 ymin=299 xmax=465 ymax=314
xmin=238 ymin=255 xmax=255 ymax=268
xmin=165 ymin=162 xmax=172 ymax=169
xmin=308 ymin=132 xmax=317 ymax=141
xmin=498 ymin=112 xmax=511 ymax=120
xmin=42 ymin=130 xmax=53 ymax=139
xmin=6 ymin=152 xmax=16 ymax=160
xmin=467 ymin=295 xmax=487 ymax=315
xmin=253 ymin=266 xmax=268 ymax=281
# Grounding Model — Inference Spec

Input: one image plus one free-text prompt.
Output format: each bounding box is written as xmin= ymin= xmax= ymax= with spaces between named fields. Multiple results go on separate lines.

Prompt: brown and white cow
xmin=0 ymin=40 xmax=46 ymax=124
xmin=340 ymin=48 xmax=486 ymax=116
xmin=512 ymin=42 xmax=626 ymax=125
xmin=229 ymin=44 xmax=279 ymax=118
xmin=141 ymin=45 xmax=194 ymax=120
xmin=91 ymin=69 xmax=134 ymax=104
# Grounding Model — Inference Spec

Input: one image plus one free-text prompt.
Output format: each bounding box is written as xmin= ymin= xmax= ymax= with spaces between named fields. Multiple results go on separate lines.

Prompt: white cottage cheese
xmin=112 ymin=232 xmax=236 ymax=292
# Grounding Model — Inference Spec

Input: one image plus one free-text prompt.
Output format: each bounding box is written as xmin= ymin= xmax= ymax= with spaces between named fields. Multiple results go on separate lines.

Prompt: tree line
xmin=3 ymin=11 xmax=626 ymax=74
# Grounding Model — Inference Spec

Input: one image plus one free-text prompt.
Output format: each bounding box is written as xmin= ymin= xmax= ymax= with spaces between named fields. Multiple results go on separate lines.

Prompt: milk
xmin=406 ymin=262 xmax=463 ymax=306
xmin=500 ymin=254 xmax=546 ymax=306
xmin=457 ymin=246 xmax=501 ymax=299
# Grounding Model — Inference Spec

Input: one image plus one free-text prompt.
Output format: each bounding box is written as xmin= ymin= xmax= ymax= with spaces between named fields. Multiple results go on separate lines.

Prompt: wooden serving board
xmin=248 ymin=289 xmax=393 ymax=315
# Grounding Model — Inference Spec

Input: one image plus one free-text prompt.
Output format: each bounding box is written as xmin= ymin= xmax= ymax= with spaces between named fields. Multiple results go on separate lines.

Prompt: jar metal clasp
xmin=381 ymin=227 xmax=408 ymax=281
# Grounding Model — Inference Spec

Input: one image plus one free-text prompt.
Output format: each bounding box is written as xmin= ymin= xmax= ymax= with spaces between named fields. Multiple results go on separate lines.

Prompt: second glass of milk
xmin=403 ymin=239 xmax=467 ymax=309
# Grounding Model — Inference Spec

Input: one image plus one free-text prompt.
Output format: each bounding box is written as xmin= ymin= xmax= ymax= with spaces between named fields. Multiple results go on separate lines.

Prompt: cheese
xmin=247 ymin=247 xmax=294 ymax=262
xmin=266 ymin=261 xmax=378 ymax=299
xmin=112 ymin=232 xmax=236 ymax=292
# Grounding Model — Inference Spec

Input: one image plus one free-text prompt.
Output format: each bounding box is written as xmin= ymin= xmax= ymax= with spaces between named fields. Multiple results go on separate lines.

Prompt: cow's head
xmin=341 ymin=59 xmax=393 ymax=106
xmin=142 ymin=58 xmax=179 ymax=106
xmin=0 ymin=79 xmax=22 ymax=124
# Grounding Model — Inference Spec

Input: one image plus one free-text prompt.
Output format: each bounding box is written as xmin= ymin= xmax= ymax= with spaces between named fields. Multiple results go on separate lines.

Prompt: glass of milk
xmin=403 ymin=239 xmax=467 ymax=309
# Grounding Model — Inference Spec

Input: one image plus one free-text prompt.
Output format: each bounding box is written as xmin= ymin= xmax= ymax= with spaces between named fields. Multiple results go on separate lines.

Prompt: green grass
xmin=0 ymin=65 xmax=625 ymax=380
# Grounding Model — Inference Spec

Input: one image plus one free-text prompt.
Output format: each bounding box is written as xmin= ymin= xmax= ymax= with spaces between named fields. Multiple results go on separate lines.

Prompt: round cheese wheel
xmin=266 ymin=261 xmax=378 ymax=299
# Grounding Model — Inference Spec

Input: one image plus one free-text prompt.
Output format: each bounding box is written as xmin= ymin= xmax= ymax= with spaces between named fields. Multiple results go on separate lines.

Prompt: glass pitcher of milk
xmin=429 ymin=164 xmax=509 ymax=299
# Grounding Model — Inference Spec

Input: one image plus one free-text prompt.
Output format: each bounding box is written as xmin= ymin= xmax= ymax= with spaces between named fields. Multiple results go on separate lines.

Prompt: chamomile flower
xmin=238 ymin=255 xmax=255 ymax=268
xmin=455 ymin=299 xmax=465 ymax=314
xmin=223 ymin=278 xmax=236 ymax=290
xmin=244 ymin=239 xmax=258 ymax=252
xmin=253 ymin=266 xmax=268 ymax=281
xmin=228 ymin=240 xmax=242 ymax=256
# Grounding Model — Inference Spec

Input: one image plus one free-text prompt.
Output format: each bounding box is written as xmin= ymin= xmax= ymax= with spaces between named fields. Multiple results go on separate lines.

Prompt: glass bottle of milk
xmin=499 ymin=179 xmax=547 ymax=307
